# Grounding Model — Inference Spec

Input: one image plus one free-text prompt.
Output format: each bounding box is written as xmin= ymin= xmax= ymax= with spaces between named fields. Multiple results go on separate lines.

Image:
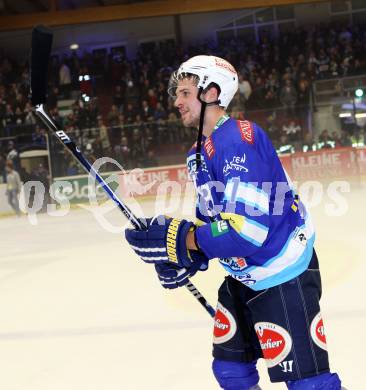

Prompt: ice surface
xmin=0 ymin=186 xmax=365 ymax=389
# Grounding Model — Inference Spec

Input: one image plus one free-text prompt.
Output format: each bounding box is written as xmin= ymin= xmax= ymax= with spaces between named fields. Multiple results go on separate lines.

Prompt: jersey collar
xmin=213 ymin=114 xmax=230 ymax=133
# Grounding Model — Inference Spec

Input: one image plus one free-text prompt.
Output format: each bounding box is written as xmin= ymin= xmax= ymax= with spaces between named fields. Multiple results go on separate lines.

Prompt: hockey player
xmin=125 ymin=55 xmax=345 ymax=389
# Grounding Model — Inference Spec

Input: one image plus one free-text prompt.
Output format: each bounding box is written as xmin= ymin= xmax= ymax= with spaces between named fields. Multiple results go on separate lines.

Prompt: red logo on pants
xmin=255 ymin=322 xmax=292 ymax=367
xmin=213 ymin=302 xmax=237 ymax=344
xmin=310 ymin=312 xmax=327 ymax=350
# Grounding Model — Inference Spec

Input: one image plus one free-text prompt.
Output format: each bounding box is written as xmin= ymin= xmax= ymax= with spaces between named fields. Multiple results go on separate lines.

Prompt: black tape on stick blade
xmin=30 ymin=25 xmax=53 ymax=106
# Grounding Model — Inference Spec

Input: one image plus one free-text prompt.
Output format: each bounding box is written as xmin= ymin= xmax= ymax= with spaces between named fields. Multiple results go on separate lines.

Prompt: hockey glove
xmin=125 ymin=216 xmax=208 ymax=268
xmin=155 ymin=260 xmax=208 ymax=289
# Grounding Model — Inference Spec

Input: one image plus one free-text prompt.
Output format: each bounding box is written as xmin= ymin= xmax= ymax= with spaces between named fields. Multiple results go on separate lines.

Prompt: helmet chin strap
xmin=195 ymin=87 xmax=220 ymax=171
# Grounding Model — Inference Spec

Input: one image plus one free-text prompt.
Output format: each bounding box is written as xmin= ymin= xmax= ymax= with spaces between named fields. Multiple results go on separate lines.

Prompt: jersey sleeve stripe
xmin=220 ymin=212 xmax=269 ymax=247
xmin=224 ymin=179 xmax=270 ymax=215
xmin=240 ymin=218 xmax=269 ymax=246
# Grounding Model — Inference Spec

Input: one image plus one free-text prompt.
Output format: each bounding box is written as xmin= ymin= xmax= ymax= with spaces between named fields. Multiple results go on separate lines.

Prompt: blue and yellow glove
xmin=125 ymin=216 xmax=207 ymax=268
xmin=154 ymin=261 xmax=208 ymax=289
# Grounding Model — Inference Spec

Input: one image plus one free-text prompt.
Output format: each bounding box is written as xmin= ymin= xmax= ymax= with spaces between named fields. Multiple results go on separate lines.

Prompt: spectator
xmin=147 ymin=88 xmax=158 ymax=109
xmin=282 ymin=120 xmax=301 ymax=141
xmin=5 ymin=161 xmax=21 ymax=217
xmin=302 ymin=132 xmax=316 ymax=152
xmin=297 ymin=72 xmax=310 ymax=104
xmin=154 ymin=102 xmax=167 ymax=121
xmin=130 ymin=129 xmax=145 ymax=167
xmin=59 ymin=59 xmax=72 ymax=97
xmin=114 ymin=135 xmax=131 ymax=167
xmin=280 ymin=79 xmax=297 ymax=115
xmin=145 ymin=149 xmax=158 ymax=167
xmin=32 ymin=125 xmax=47 ymax=146
xmin=113 ymin=84 xmax=124 ymax=109
xmin=97 ymin=117 xmax=110 ymax=152
xmin=124 ymin=102 xmax=137 ymax=124
xmin=318 ymin=129 xmax=334 ymax=149
xmin=124 ymin=77 xmax=139 ymax=106
xmin=6 ymin=141 xmax=19 ymax=170
xmin=317 ymin=48 xmax=330 ymax=78
xmin=2 ymin=104 xmax=15 ymax=132
xmin=14 ymin=106 xmax=24 ymax=126
xmin=92 ymin=135 xmax=104 ymax=157
xmin=238 ymin=74 xmax=252 ymax=103
xmin=331 ymin=131 xmax=343 ymax=148
xmin=141 ymin=100 xmax=154 ymax=121
xmin=24 ymin=102 xmax=37 ymax=125
xmin=107 ymin=104 xmax=120 ymax=126
xmin=251 ymin=77 xmax=266 ymax=108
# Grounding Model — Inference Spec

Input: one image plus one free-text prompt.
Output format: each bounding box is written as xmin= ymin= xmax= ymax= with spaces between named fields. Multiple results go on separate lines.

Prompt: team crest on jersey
xmin=255 ymin=322 xmax=293 ymax=368
xmin=219 ymin=257 xmax=248 ymax=272
xmin=187 ymin=154 xmax=208 ymax=179
xmin=310 ymin=312 xmax=327 ymax=351
xmin=213 ymin=302 xmax=237 ymax=344
xmin=231 ymin=273 xmax=256 ymax=286
xmin=211 ymin=221 xmax=229 ymax=237
xmin=292 ymin=227 xmax=307 ymax=247
xmin=223 ymin=154 xmax=249 ymax=176
xmin=238 ymin=120 xmax=254 ymax=144
xmin=204 ymin=137 xmax=215 ymax=159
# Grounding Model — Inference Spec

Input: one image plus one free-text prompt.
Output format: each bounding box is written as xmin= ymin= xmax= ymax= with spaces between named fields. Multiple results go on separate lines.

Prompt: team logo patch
xmin=292 ymin=227 xmax=307 ymax=247
xmin=238 ymin=120 xmax=254 ymax=144
xmin=310 ymin=312 xmax=327 ymax=351
xmin=219 ymin=257 xmax=247 ymax=272
xmin=213 ymin=302 xmax=237 ymax=344
xmin=204 ymin=137 xmax=215 ymax=159
xmin=255 ymin=322 xmax=292 ymax=368
xmin=232 ymin=273 xmax=256 ymax=286
xmin=223 ymin=154 xmax=249 ymax=176
xmin=211 ymin=221 xmax=229 ymax=237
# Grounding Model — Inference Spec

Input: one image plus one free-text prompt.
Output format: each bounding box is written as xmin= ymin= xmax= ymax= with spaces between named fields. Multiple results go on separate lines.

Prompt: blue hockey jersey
xmin=188 ymin=116 xmax=315 ymax=291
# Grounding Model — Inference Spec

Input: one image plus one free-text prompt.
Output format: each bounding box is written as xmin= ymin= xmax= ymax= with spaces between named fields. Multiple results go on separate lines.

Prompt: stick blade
xmin=30 ymin=25 xmax=53 ymax=106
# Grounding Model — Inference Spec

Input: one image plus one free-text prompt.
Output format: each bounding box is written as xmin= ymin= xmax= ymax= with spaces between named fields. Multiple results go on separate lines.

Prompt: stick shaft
xmin=35 ymin=104 xmax=215 ymax=318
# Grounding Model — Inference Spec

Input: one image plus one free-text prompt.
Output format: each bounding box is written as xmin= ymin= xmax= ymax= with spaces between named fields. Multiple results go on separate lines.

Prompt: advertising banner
xmin=50 ymin=147 xmax=363 ymax=206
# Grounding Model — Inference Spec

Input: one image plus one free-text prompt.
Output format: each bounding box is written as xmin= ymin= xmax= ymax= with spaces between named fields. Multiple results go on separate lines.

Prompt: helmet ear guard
xmin=199 ymin=82 xmax=221 ymax=106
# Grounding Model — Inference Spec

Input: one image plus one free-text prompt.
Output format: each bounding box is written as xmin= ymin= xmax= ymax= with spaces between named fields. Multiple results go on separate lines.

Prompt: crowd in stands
xmin=1 ymin=21 xmax=366 ymax=179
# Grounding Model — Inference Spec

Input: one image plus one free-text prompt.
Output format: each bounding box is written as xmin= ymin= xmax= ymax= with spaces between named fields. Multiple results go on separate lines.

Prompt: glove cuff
xmin=166 ymin=218 xmax=195 ymax=267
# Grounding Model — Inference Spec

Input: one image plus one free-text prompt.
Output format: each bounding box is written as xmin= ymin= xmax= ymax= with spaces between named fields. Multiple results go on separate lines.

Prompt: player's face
xmin=174 ymin=78 xmax=201 ymax=128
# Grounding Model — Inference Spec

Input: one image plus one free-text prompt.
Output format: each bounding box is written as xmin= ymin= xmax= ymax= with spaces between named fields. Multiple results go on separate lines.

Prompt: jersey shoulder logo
xmin=237 ymin=120 xmax=254 ymax=144
xmin=204 ymin=136 xmax=215 ymax=159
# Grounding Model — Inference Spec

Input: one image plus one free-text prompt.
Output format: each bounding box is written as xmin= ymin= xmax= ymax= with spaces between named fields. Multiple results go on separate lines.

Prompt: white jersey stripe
xmin=225 ymin=180 xmax=270 ymax=214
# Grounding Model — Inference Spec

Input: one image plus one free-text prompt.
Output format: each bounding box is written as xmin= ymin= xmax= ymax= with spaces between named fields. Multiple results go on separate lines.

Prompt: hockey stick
xmin=30 ymin=25 xmax=216 ymax=318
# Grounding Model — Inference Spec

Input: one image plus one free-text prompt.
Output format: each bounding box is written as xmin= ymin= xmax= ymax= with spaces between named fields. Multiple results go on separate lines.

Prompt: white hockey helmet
xmin=168 ymin=55 xmax=238 ymax=109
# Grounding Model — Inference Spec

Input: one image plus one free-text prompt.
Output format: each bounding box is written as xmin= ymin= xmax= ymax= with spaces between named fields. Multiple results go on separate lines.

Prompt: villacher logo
xmin=255 ymin=322 xmax=293 ymax=368
xmin=310 ymin=312 xmax=327 ymax=351
xmin=213 ymin=302 xmax=237 ymax=344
